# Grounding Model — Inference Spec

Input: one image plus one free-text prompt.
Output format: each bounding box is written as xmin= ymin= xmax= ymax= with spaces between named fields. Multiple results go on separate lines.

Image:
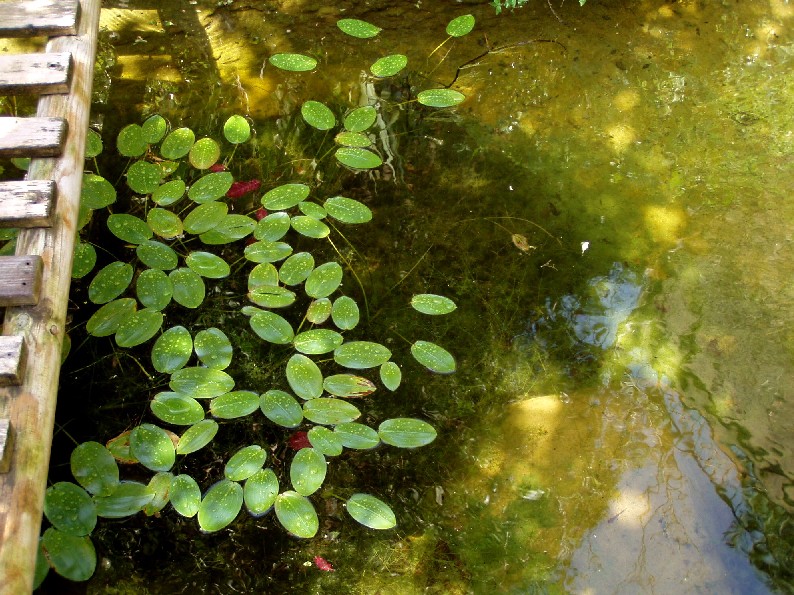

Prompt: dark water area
xmin=15 ymin=0 xmax=794 ymax=592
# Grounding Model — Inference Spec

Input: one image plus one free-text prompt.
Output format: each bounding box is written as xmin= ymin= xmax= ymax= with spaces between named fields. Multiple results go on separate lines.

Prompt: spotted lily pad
xmin=150 ymin=392 xmax=205 ymax=426
xmin=225 ymin=445 xmax=267 ymax=481
xmin=279 ymin=252 xmax=315 ymax=286
xmin=86 ymin=298 xmax=136 ymax=337
xmin=290 ymin=447 xmax=327 ymax=496
xmin=262 ymin=183 xmax=310 ymax=210
xmin=269 ymin=53 xmax=317 ymax=72
xmin=41 ymin=528 xmax=96 ymax=581
xmin=169 ymin=268 xmax=206 ymax=308
xmin=322 ymin=374 xmax=376 ymax=398
xmin=346 ymin=493 xmax=396 ymax=529
xmin=44 ymin=482 xmax=96 ymax=536
xmin=194 ymin=327 xmax=233 ymax=369
xmin=303 ymin=398 xmax=361 ymax=425
xmin=244 ymin=468 xmax=279 ymax=516
xmin=293 ymin=329 xmax=344 ymax=355
xmin=224 ymin=115 xmax=251 ymax=144
xmin=70 ymin=442 xmax=119 ymax=497
xmin=117 ymin=124 xmax=147 ymax=157
xmin=147 ymin=208 xmax=183 ymax=239
xmin=301 ymin=100 xmax=336 ymax=130
xmin=115 ymin=308 xmax=164 ymax=348
xmin=255 ymin=212 xmax=291 ymax=241
xmin=307 ymin=427 xmax=344 ymax=456
xmin=286 ymin=354 xmax=323 ymax=400
xmin=136 ymin=240 xmax=179 ymax=270
xmin=188 ymin=172 xmax=234 ymax=204
xmin=93 ymin=481 xmax=154 ymax=518
xmin=130 ymin=423 xmax=175 ymax=472
xmin=410 ymin=293 xmax=457 ymax=315
xmin=380 ymin=361 xmax=402 ymax=391
xmin=370 ymin=54 xmax=407 ymax=77
xmin=160 ymin=127 xmax=195 ymax=160
xmin=410 ymin=340 xmax=456 ymax=374
xmin=169 ymin=367 xmax=234 ymax=399
xmin=126 ymin=161 xmax=162 ymax=194
xmin=335 ymin=147 xmax=383 ymax=169
xmin=305 ymin=261 xmax=343 ymax=298
xmin=343 ymin=106 xmax=377 ymax=132
xmin=334 ymin=422 xmax=380 ymax=450
xmin=185 ymin=251 xmax=231 ymax=279
xmin=291 ymin=215 xmax=330 ymax=238
xmin=334 ymin=341 xmax=391 ymax=369
xmin=275 ymin=491 xmax=318 ymax=538
xmin=183 ymin=201 xmax=228 ymax=234
xmin=72 ymin=242 xmax=96 ymax=279
xmin=324 ymin=196 xmax=372 ymax=224
xmin=189 ymin=137 xmax=220 ymax=170
xmin=259 ymin=389 xmax=303 ymax=428
xmin=250 ymin=310 xmax=294 ymax=344
xmin=152 ymin=179 xmax=186 ymax=206
xmin=211 ymin=390 xmax=260 ymax=419
xmin=176 ymin=419 xmax=219 ymax=455
xmin=446 ymin=14 xmax=475 ymax=37
xmin=170 ymin=474 xmax=201 ymax=518
xmin=107 ymin=214 xmax=151 ymax=244
xmin=198 ymin=479 xmax=243 ymax=533
xmin=416 ymin=88 xmax=465 ymax=108
xmin=136 ymin=269 xmax=172 ymax=311
xmin=337 ymin=18 xmax=381 ymax=38
xmin=331 ymin=295 xmax=360 ymax=330
xmin=378 ymin=417 xmax=437 ymax=448
xmin=151 ymin=325 xmax=192 ymax=374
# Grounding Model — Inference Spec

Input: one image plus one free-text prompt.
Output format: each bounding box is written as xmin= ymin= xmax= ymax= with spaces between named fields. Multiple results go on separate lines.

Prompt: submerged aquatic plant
xmin=36 ymin=14 xmax=474 ymax=587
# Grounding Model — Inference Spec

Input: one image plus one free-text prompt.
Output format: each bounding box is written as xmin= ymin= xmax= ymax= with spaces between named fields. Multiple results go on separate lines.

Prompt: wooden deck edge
xmin=0 ymin=116 xmax=68 ymax=158
xmin=0 ymin=180 xmax=56 ymax=228
xmin=0 ymin=53 xmax=73 ymax=96
xmin=0 ymin=0 xmax=80 ymax=38
xmin=0 ymin=256 xmax=42 ymax=306
xmin=0 ymin=337 xmax=26 ymax=387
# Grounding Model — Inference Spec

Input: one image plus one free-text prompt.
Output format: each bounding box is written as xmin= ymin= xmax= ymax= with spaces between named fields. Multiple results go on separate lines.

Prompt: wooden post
xmin=0 ymin=0 xmax=101 ymax=592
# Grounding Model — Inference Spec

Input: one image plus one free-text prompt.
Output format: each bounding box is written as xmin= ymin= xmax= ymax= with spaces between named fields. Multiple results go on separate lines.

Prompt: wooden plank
xmin=0 ymin=117 xmax=67 ymax=158
xmin=0 ymin=52 xmax=72 ymax=95
xmin=0 ymin=255 xmax=42 ymax=306
xmin=0 ymin=0 xmax=102 ymax=590
xmin=0 ymin=420 xmax=12 ymax=474
xmin=0 ymin=180 xmax=55 ymax=228
xmin=0 ymin=337 xmax=26 ymax=387
xmin=0 ymin=0 xmax=80 ymax=38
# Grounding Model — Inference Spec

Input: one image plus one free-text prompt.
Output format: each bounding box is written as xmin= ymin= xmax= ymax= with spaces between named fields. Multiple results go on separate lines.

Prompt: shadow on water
xmin=29 ymin=0 xmax=794 ymax=592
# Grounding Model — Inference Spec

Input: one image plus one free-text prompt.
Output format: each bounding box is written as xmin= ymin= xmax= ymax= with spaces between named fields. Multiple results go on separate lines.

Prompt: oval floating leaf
xmin=446 ymin=14 xmax=475 ymax=37
xmin=244 ymin=240 xmax=293 ymax=263
xmin=151 ymin=392 xmax=205 ymax=426
xmin=81 ymin=174 xmax=116 ymax=209
xmin=106 ymin=432 xmax=136 ymax=465
xmin=41 ymin=528 xmax=96 ymax=581
xmin=305 ymin=261 xmax=343 ymax=298
xmin=269 ymin=53 xmax=317 ymax=72
xmin=411 ymin=293 xmax=457 ymax=315
xmin=324 ymin=196 xmax=372 ymax=224
xmin=170 ymin=474 xmax=201 ymax=518
xmin=126 ymin=160 xmax=162 ymax=194
xmin=188 ymin=172 xmax=234 ymax=204
xmin=334 ymin=422 xmax=380 ymax=450
xmin=194 ymin=327 xmax=233 ymax=369
xmin=200 ymin=214 xmax=255 ymax=244
xmin=189 ymin=137 xmax=221 ymax=170
xmin=137 ymin=240 xmax=179 ymax=270
xmin=151 ymin=325 xmax=192 ymax=374
xmin=370 ymin=54 xmax=407 ymax=77
xmin=117 ymin=124 xmax=147 ymax=157
xmin=337 ymin=18 xmax=381 ymax=38
xmin=107 ymin=213 xmax=152 ymax=244
xmin=70 ymin=442 xmax=119 ymax=497
xmin=141 ymin=114 xmax=167 ymax=144
xmin=279 ymin=252 xmax=315 ymax=286
xmin=225 ymin=445 xmax=267 ymax=481
xmin=299 ymin=201 xmax=327 ymax=218
xmin=346 ymin=493 xmax=396 ymax=529
xmin=250 ymin=310 xmax=294 ymax=344
xmin=334 ymin=131 xmax=371 ymax=148
xmin=255 ymin=211 xmax=291 ymax=241
xmin=198 ymin=479 xmax=243 ymax=533
xmin=286 ymin=354 xmax=323 ymax=400
xmin=417 ymin=88 xmax=465 ymax=108
xmin=335 ymin=147 xmax=383 ymax=169
xmin=303 ymin=398 xmax=361 ymax=425
xmin=170 ymin=367 xmax=234 ymax=399
xmin=380 ymin=361 xmax=402 ymax=391
xmin=248 ymin=285 xmax=296 ymax=309
xmin=147 ymin=208 xmax=183 ymax=239
xmin=306 ymin=298 xmax=332 ymax=324
xmin=244 ymin=468 xmax=279 ymax=516
xmin=160 ymin=127 xmax=195 ymax=160
xmin=152 ymin=179 xmax=186 ymax=206
xmin=170 ymin=267 xmax=206 ymax=308
xmin=44 ymin=482 xmax=96 ymax=536
xmin=136 ymin=268 xmax=173 ymax=311
xmin=260 ymin=389 xmax=303 ymax=428
xmin=323 ymin=374 xmax=376 ymax=398
xmin=86 ymin=298 xmax=136 ymax=337
xmin=343 ymin=105 xmax=377 ymax=132
xmin=262 ymin=183 xmax=310 ymax=210
xmin=176 ymin=419 xmax=219 ymax=455
xmin=331 ymin=295 xmax=360 ymax=330
xmin=410 ymin=340 xmax=456 ymax=374
xmin=301 ymin=100 xmax=336 ymax=130
xmin=144 ymin=471 xmax=174 ymax=516
xmin=307 ymin=426 xmax=344 ymax=456
xmin=93 ymin=481 xmax=154 ymax=518
xmin=291 ymin=215 xmax=330 ymax=238
xmin=211 ymin=390 xmax=260 ymax=419
xmin=248 ymin=262 xmax=280 ymax=290
xmin=334 ymin=341 xmax=391 ymax=369
xmin=183 ymin=201 xmax=228 ymax=234
xmin=115 ymin=308 xmax=163 ymax=347
xmin=130 ymin=424 xmax=175 ymax=472
xmin=378 ymin=417 xmax=437 ymax=448
xmin=275 ymin=491 xmax=319 ymax=538
xmin=290 ymin=448 xmax=327 ymax=496
xmin=224 ymin=115 xmax=251 ymax=144
xmin=186 ymin=251 xmax=231 ymax=279
xmin=294 ymin=329 xmax=343 ymax=355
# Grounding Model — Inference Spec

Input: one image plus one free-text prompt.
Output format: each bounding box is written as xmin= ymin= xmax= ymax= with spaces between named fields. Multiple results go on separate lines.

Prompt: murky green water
xmin=37 ymin=0 xmax=794 ymax=592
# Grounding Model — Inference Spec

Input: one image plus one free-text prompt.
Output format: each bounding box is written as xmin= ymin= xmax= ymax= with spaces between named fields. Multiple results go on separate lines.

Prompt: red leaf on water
xmin=254 ymin=207 xmax=268 ymax=221
xmin=288 ymin=431 xmax=311 ymax=450
xmin=313 ymin=556 xmax=334 ymax=572
xmin=227 ymin=179 xmax=261 ymax=199
xmin=209 ymin=163 xmax=227 ymax=172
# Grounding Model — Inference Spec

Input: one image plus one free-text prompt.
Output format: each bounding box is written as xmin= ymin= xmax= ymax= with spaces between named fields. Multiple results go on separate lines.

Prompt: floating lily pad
xmin=286 ymin=354 xmax=323 ymax=399
xmin=126 ymin=160 xmax=162 ymax=194
xmin=411 ymin=293 xmax=457 ymax=315
xmin=324 ymin=196 xmax=373 ymax=225
xmin=183 ymin=201 xmax=228 ymax=234
xmin=115 ymin=308 xmax=163 ymax=347
xmin=279 ymin=252 xmax=315 ymax=286
xmin=255 ymin=212 xmax=291 ymax=241
xmin=410 ymin=340 xmax=456 ymax=374
xmin=303 ymin=398 xmax=361 ymax=425
xmin=176 ymin=419 xmax=219 ymax=455
xmin=160 ymin=127 xmax=195 ymax=160
xmin=141 ymin=114 xmax=167 ymax=144
xmin=293 ymin=329 xmax=344 ymax=355
xmin=334 ymin=131 xmax=371 ymax=147
xmin=269 ymin=53 xmax=317 ymax=72
xmin=144 ymin=472 xmax=174 ymax=516
xmin=225 ymin=445 xmax=267 ymax=481
xmin=306 ymin=298 xmax=332 ymax=324
xmin=198 ymin=479 xmax=243 ymax=533
xmin=248 ymin=285 xmax=296 ymax=309
xmin=323 ymin=374 xmax=376 ymax=398
xmin=343 ymin=106 xmax=377 ymax=132
xmin=117 ymin=124 xmax=147 ymax=157
xmin=299 ymin=202 xmax=327 ymax=220
xmin=169 ymin=367 xmax=235 ymax=399
xmin=151 ymin=325 xmax=192 ymax=374
xmin=301 ymin=100 xmax=336 ymax=130
xmin=331 ymin=295 xmax=360 ymax=330
xmin=130 ymin=423 xmax=175 ymax=472
xmin=379 ymin=361 xmax=402 ymax=391
xmin=261 ymin=183 xmax=310 ymax=210
xmin=290 ymin=448 xmax=327 ymax=496
xmin=136 ymin=269 xmax=173 ymax=311
xmin=244 ymin=468 xmax=279 ymax=516
xmin=136 ymin=240 xmax=179 ymax=270
xmin=291 ymin=215 xmax=330 ymax=238
xmin=41 ymin=528 xmax=96 ymax=582
xmin=44 ymin=482 xmax=97 ymax=536
xmin=86 ymin=298 xmax=136 ymax=337
xmin=250 ymin=310 xmax=294 ymax=344
xmin=151 ymin=392 xmax=205 ymax=426
xmin=446 ymin=14 xmax=475 ymax=37
xmin=70 ymin=442 xmax=119 ymax=497
xmin=259 ymin=389 xmax=303 ymax=428
xmin=334 ymin=341 xmax=391 ymax=369
xmin=378 ymin=417 xmax=437 ymax=448
xmin=244 ymin=240 xmax=293 ymax=263
xmin=93 ymin=481 xmax=154 ymax=518
xmin=199 ymin=214 xmax=255 ymax=244
xmin=106 ymin=432 xmax=136 ymax=465
xmin=335 ymin=147 xmax=383 ymax=169
xmin=211 ymin=390 xmax=260 ymax=419
xmin=189 ymin=137 xmax=221 ymax=170
xmin=188 ymin=172 xmax=234 ymax=204
xmin=275 ymin=491 xmax=318 ymax=538
xmin=81 ymin=174 xmax=116 ymax=208
xmin=224 ymin=115 xmax=251 ymax=144
xmin=107 ymin=214 xmax=152 ymax=244
xmin=346 ymin=493 xmax=396 ymax=529
xmin=152 ymin=179 xmax=186 ymax=207
xmin=169 ymin=267 xmax=206 ymax=308
xmin=370 ymin=54 xmax=407 ymax=77
xmin=85 ymin=128 xmax=103 ymax=159
xmin=334 ymin=422 xmax=380 ymax=450
xmin=337 ymin=18 xmax=381 ymax=38
xmin=416 ymin=88 xmax=465 ymax=108
xmin=169 ymin=474 xmax=201 ymax=518
xmin=195 ymin=327 xmax=233 ymax=369
xmin=147 ymin=208 xmax=183 ymax=239
xmin=185 ymin=251 xmax=231 ymax=279
xmin=305 ymin=261 xmax=343 ymax=298
xmin=248 ymin=262 xmax=280 ymax=290
xmin=307 ymin=426 xmax=344 ymax=456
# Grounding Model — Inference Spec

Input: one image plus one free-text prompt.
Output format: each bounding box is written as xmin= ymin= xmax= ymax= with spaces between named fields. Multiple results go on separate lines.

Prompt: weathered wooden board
xmin=0 ymin=255 xmax=42 ymax=306
xmin=0 ymin=116 xmax=67 ymax=158
xmin=0 ymin=419 xmax=12 ymax=474
xmin=0 ymin=336 xmax=26 ymax=387
xmin=0 ymin=180 xmax=55 ymax=228
xmin=0 ymin=0 xmax=80 ymax=38
xmin=0 ymin=52 xmax=72 ymax=95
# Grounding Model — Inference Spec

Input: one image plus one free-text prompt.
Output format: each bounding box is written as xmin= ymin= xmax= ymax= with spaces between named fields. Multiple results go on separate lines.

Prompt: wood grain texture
xmin=0 ymin=337 xmax=26 ymax=387
xmin=0 ymin=0 xmax=102 ymax=591
xmin=0 ymin=0 xmax=80 ymax=38
xmin=0 ymin=52 xmax=72 ymax=95
xmin=0 ymin=420 xmax=12 ymax=474
xmin=0 ymin=180 xmax=55 ymax=228
xmin=0 ymin=256 xmax=42 ymax=306
xmin=0 ymin=117 xmax=67 ymax=158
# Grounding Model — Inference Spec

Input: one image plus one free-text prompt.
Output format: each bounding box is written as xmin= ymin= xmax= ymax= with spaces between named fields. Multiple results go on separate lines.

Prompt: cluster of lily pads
xmin=36 ymin=14 xmax=472 ymax=587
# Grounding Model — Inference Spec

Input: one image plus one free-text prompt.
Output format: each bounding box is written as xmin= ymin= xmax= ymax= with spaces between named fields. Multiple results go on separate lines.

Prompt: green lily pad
xmin=93 ymin=481 xmax=154 ymax=518
xmin=286 ymin=354 xmax=324 ymax=400
xmin=331 ymin=295 xmax=360 ymax=330
xmin=188 ymin=172 xmax=234 ymax=204
xmin=85 ymin=298 xmax=136 ymax=337
xmin=107 ymin=214 xmax=152 ymax=244
xmin=335 ymin=147 xmax=383 ymax=169
xmin=410 ymin=340 xmax=456 ymax=374
xmin=183 ymin=201 xmax=228 ymax=234
xmin=41 ymin=528 xmax=96 ymax=581
xmin=130 ymin=423 xmax=175 ymax=472
xmin=299 ymin=201 xmax=327 ymax=219
xmin=244 ymin=240 xmax=293 ymax=263
xmin=189 ymin=137 xmax=220 ymax=170
xmin=259 ymin=389 xmax=303 ymax=428
xmin=70 ymin=442 xmax=119 ymax=497
xmin=186 ymin=251 xmax=231 ymax=279
xmin=147 ymin=208 xmax=183 ymax=239
xmin=261 ymin=183 xmax=310 ymax=210
xmin=199 ymin=214 xmax=256 ymax=245
xmin=346 ymin=493 xmax=396 ymax=529
xmin=34 ymin=538 xmax=50 ymax=589
xmin=117 ymin=123 xmax=147 ymax=157
xmin=337 ymin=18 xmax=381 ymax=38
xmin=290 ymin=448 xmax=327 ymax=496
xmin=169 ymin=267 xmax=206 ymax=308
xmin=170 ymin=474 xmax=201 ymax=517
xmin=151 ymin=325 xmax=192 ymax=374
xmin=279 ymin=252 xmax=315 ymax=286
xmin=194 ymin=327 xmax=233 ymax=369
xmin=141 ymin=114 xmax=167 ymax=144
xmin=370 ymin=54 xmax=407 ymax=77
xmin=115 ymin=308 xmax=163 ymax=348
xmin=269 ymin=53 xmax=317 ymax=72
xmin=198 ymin=479 xmax=243 ymax=533
xmin=85 ymin=128 xmax=103 ymax=159
xmin=380 ymin=361 xmax=402 ymax=391
xmin=334 ymin=341 xmax=391 ymax=369
xmin=303 ymin=398 xmax=361 ymax=425
xmin=170 ymin=367 xmax=234 ymax=399
xmin=322 ymin=374 xmax=376 ymax=398
xmin=248 ymin=262 xmax=280 ymax=290
xmin=136 ymin=240 xmax=179 ymax=270
xmin=446 ymin=14 xmax=475 ymax=37
xmin=224 ymin=115 xmax=251 ymax=144
xmin=150 ymin=392 xmax=205 ymax=426
xmin=152 ymin=179 xmax=186 ymax=206
xmin=411 ymin=293 xmax=457 ymax=315
xmin=44 ymin=482 xmax=97 ymax=536
xmin=275 ymin=491 xmax=318 ymax=538
xmin=378 ymin=417 xmax=437 ymax=448
xmin=211 ymin=390 xmax=260 ymax=419
xmin=250 ymin=310 xmax=294 ymax=344
xmin=105 ymin=432 xmax=136 ymax=465
xmin=81 ymin=173 xmax=116 ymax=209
xmin=334 ymin=422 xmax=380 ymax=450
xmin=176 ymin=419 xmax=219 ymax=455
xmin=126 ymin=160 xmax=162 ymax=194
xmin=291 ymin=215 xmax=330 ymax=238
xmin=301 ymin=100 xmax=336 ymax=130
xmin=305 ymin=261 xmax=343 ymax=298
xmin=248 ymin=285 xmax=296 ymax=309
xmin=343 ymin=106 xmax=377 ymax=132
xmin=244 ymin=468 xmax=279 ymax=516
xmin=293 ymin=329 xmax=344 ymax=355
xmin=160 ymin=127 xmax=195 ymax=160
xmin=144 ymin=471 xmax=174 ymax=516
xmin=136 ymin=269 xmax=173 ymax=311
xmin=324 ymin=196 xmax=373 ymax=224
xmin=416 ymin=88 xmax=466 ymax=108
xmin=225 ymin=445 xmax=267 ymax=481
xmin=307 ymin=426 xmax=344 ymax=456
xmin=254 ymin=211 xmax=291 ymax=241
xmin=306 ymin=298 xmax=332 ymax=324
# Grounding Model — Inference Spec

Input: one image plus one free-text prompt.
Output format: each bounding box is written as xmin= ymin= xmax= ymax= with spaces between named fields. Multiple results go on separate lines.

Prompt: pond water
xmin=38 ymin=0 xmax=794 ymax=592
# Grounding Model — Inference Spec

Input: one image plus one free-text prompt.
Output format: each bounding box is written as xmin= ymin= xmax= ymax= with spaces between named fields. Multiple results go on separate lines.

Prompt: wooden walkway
xmin=0 ymin=0 xmax=101 ymax=592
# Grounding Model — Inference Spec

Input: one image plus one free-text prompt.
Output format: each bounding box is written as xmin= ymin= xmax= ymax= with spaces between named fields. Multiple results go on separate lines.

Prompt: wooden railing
xmin=0 ymin=0 xmax=101 ymax=592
